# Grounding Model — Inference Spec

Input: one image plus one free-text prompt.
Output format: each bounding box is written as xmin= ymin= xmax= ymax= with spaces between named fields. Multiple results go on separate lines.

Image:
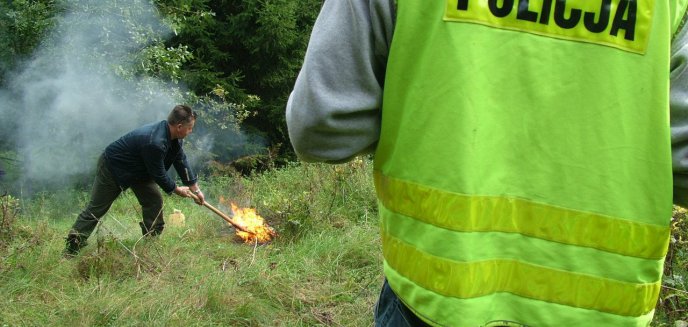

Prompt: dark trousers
xmin=374 ymin=279 xmax=430 ymax=327
xmin=68 ymin=154 xmax=164 ymax=241
xmin=374 ymin=279 xmax=524 ymax=327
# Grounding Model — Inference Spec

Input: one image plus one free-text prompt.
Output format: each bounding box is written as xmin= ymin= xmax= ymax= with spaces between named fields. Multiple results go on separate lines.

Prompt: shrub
xmin=234 ymin=158 xmax=377 ymax=241
xmin=656 ymin=206 xmax=688 ymax=323
xmin=0 ymin=193 xmax=20 ymax=249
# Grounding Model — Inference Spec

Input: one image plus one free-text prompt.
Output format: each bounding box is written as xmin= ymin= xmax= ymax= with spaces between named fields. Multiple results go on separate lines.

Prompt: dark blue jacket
xmin=104 ymin=120 xmax=196 ymax=193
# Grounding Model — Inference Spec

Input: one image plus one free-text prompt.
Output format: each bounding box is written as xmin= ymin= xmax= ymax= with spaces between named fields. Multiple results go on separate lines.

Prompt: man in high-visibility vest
xmin=287 ymin=0 xmax=688 ymax=325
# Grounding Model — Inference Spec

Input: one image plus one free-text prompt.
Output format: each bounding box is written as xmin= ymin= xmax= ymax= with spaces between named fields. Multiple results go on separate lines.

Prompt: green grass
xmin=0 ymin=222 xmax=381 ymax=326
xmin=1 ymin=160 xmax=687 ymax=326
xmin=0 ymin=205 xmax=382 ymax=326
xmin=0 ymin=160 xmax=382 ymax=327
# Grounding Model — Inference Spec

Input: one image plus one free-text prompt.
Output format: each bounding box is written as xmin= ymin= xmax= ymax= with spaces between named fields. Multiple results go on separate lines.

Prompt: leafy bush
xmin=656 ymin=206 xmax=688 ymax=324
xmin=228 ymin=158 xmax=377 ymax=241
xmin=0 ymin=193 xmax=21 ymax=250
xmin=156 ymin=0 xmax=323 ymax=157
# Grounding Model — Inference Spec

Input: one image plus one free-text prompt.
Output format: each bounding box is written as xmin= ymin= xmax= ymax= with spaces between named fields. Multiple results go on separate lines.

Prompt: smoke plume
xmin=1 ymin=0 xmax=183 ymax=189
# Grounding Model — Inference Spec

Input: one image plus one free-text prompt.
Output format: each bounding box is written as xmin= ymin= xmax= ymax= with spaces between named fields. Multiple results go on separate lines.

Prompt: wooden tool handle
xmin=187 ymin=192 xmax=250 ymax=233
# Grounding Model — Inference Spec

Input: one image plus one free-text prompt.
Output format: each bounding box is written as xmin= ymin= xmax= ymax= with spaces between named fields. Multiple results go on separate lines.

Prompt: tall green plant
xmin=0 ymin=0 xmax=60 ymax=85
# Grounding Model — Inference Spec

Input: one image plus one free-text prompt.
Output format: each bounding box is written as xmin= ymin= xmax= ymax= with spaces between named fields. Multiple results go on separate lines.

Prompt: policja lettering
xmin=445 ymin=0 xmax=652 ymax=53
xmin=474 ymin=0 xmax=636 ymax=40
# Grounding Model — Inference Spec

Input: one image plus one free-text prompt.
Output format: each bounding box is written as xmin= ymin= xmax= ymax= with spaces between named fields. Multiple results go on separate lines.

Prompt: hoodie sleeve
xmin=671 ymin=20 xmax=688 ymax=207
xmin=286 ymin=0 xmax=395 ymax=163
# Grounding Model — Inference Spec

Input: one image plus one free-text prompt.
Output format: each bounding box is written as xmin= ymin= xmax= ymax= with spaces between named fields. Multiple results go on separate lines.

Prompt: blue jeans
xmin=374 ymin=280 xmax=523 ymax=327
xmin=374 ymin=280 xmax=430 ymax=327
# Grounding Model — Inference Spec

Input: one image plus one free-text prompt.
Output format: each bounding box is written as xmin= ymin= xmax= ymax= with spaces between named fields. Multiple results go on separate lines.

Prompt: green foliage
xmin=44 ymin=0 xmax=170 ymax=79
xmin=207 ymin=158 xmax=377 ymax=241
xmin=0 ymin=0 xmax=60 ymax=85
xmin=135 ymin=0 xmax=275 ymax=162
xmin=155 ymin=0 xmax=239 ymax=93
xmin=134 ymin=44 xmax=194 ymax=84
xmin=655 ymin=206 xmax=688 ymax=324
xmin=216 ymin=0 xmax=322 ymax=151
xmin=155 ymin=0 xmax=323 ymax=156
xmin=0 ymin=194 xmax=21 ymax=251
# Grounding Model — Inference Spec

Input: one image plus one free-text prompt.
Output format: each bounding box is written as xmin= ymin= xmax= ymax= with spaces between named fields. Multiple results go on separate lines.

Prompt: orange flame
xmin=229 ymin=202 xmax=276 ymax=243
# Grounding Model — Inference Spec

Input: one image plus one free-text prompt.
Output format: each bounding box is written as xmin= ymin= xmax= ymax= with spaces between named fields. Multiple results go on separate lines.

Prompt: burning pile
xmin=228 ymin=202 xmax=277 ymax=243
xmin=187 ymin=191 xmax=276 ymax=244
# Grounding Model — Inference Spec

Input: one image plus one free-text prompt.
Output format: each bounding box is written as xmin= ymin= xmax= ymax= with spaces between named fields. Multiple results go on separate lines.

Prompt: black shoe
xmin=63 ymin=233 xmax=86 ymax=257
xmin=139 ymin=222 xmax=164 ymax=237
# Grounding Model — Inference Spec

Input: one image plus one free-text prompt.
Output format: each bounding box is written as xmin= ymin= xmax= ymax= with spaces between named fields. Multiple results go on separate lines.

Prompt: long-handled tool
xmin=187 ymin=192 xmax=250 ymax=233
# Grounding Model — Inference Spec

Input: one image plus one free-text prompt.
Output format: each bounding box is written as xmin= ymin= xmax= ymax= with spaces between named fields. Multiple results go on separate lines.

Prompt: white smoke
xmin=3 ymin=0 xmax=183 ymax=188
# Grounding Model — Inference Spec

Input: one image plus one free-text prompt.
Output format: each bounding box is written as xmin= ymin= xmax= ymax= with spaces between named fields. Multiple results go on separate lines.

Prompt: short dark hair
xmin=168 ymin=105 xmax=196 ymax=125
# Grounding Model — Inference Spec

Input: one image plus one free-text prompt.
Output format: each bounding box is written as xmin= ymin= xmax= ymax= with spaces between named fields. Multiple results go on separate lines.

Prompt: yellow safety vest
xmin=375 ymin=0 xmax=688 ymax=325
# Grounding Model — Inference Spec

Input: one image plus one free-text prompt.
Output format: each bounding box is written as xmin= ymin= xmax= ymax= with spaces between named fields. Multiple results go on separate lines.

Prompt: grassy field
xmin=1 ymin=160 xmax=687 ymax=326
